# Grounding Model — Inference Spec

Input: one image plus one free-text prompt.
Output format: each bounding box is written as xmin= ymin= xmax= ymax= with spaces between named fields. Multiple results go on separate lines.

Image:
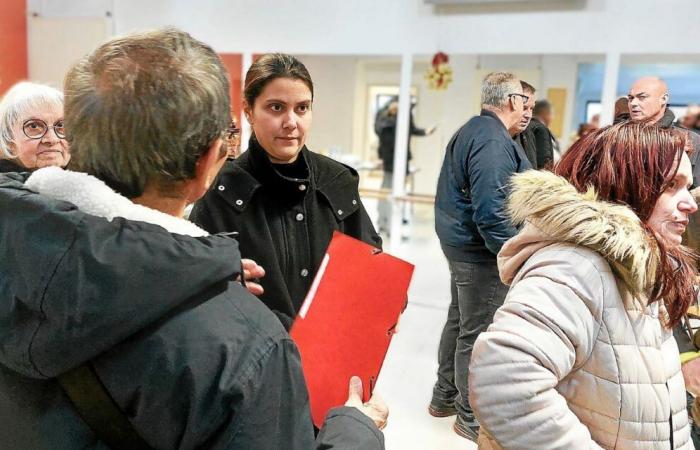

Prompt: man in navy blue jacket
xmin=430 ymin=72 xmax=531 ymax=442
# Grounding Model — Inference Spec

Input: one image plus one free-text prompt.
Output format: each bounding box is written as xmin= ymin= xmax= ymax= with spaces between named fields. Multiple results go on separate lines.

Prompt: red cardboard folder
xmin=290 ymin=231 xmax=414 ymax=428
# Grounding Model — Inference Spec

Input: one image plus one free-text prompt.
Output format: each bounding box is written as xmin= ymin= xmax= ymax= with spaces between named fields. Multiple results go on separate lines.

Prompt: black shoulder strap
xmin=58 ymin=363 xmax=153 ymax=450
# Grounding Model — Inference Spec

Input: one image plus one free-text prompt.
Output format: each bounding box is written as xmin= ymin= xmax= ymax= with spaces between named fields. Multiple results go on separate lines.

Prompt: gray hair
xmin=0 ymin=82 xmax=64 ymax=159
xmin=64 ymin=27 xmax=230 ymax=198
xmin=481 ymin=72 xmax=521 ymax=109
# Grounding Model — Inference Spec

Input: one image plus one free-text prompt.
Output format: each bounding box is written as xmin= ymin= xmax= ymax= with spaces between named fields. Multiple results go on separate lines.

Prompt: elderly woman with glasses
xmin=0 ymin=82 xmax=69 ymax=172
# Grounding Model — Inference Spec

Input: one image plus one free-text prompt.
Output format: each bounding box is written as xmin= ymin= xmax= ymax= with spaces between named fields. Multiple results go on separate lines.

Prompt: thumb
xmin=347 ymin=376 xmax=363 ymax=404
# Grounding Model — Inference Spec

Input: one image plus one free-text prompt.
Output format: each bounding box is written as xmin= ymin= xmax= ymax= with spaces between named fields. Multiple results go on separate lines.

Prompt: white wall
xmin=111 ymin=0 xmax=700 ymax=55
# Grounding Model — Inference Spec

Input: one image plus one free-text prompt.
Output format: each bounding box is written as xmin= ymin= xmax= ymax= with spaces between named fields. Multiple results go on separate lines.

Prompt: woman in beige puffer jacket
xmin=469 ymin=122 xmax=697 ymax=449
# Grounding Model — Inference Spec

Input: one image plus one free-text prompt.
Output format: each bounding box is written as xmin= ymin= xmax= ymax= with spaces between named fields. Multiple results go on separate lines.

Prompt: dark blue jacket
xmin=435 ymin=110 xmax=531 ymax=261
xmin=0 ymin=172 xmax=384 ymax=450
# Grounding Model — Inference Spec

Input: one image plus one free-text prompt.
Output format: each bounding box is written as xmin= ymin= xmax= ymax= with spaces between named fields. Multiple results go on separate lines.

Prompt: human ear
xmin=243 ymin=101 xmax=253 ymax=125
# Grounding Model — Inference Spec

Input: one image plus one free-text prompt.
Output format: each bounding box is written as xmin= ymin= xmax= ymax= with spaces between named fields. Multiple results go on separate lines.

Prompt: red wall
xmin=219 ymin=54 xmax=243 ymax=123
xmin=0 ymin=0 xmax=28 ymax=96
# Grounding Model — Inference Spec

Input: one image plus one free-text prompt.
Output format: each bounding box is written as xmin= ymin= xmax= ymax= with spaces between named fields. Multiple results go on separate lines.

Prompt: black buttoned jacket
xmin=192 ymin=139 xmax=382 ymax=329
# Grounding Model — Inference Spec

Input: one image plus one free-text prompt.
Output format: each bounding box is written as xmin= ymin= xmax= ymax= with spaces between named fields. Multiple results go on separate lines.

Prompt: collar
xmin=501 ymin=170 xmax=656 ymax=295
xmin=24 ymin=167 xmax=208 ymax=237
xmin=481 ymin=109 xmax=509 ymax=132
xmin=0 ymin=158 xmax=28 ymax=174
xmin=657 ymin=108 xmax=676 ymax=128
xmin=214 ymin=140 xmax=362 ymax=220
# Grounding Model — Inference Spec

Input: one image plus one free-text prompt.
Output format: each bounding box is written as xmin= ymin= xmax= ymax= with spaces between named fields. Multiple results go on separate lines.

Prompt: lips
xmin=669 ymin=221 xmax=688 ymax=233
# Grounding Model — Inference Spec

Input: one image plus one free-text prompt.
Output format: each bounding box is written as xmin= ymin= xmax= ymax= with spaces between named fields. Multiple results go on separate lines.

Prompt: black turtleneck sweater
xmin=191 ymin=139 xmax=381 ymax=329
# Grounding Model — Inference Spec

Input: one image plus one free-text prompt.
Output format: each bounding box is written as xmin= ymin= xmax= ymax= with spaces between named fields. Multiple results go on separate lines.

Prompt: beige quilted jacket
xmin=469 ymin=170 xmax=694 ymax=449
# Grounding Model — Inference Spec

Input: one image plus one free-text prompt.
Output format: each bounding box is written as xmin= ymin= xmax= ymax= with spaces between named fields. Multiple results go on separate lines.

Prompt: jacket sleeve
xmin=316 ymin=407 xmax=385 ymax=450
xmin=532 ymin=125 xmax=554 ymax=169
xmin=227 ymin=339 xmax=384 ymax=450
xmin=1 ymin=210 xmax=242 ymax=379
xmin=357 ymin=199 xmax=383 ymax=250
xmin=467 ymin=139 xmax=520 ymax=254
xmin=469 ymin=258 xmax=604 ymax=449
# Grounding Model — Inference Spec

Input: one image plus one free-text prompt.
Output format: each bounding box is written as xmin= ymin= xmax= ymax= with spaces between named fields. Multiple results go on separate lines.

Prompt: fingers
xmin=245 ymin=282 xmax=264 ymax=296
xmin=345 ymin=375 xmax=363 ymax=407
xmin=241 ymin=259 xmax=265 ymax=279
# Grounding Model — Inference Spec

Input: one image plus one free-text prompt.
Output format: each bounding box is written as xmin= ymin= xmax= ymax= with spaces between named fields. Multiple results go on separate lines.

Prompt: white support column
xmin=599 ymin=51 xmax=621 ymax=127
xmin=392 ymin=53 xmax=413 ymax=197
xmin=240 ymin=52 xmax=254 ymax=153
xmin=389 ymin=53 xmax=413 ymax=247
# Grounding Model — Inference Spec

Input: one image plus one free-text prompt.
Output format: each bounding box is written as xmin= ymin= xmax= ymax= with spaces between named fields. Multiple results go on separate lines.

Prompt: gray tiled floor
xmin=363 ymin=198 xmax=477 ymax=450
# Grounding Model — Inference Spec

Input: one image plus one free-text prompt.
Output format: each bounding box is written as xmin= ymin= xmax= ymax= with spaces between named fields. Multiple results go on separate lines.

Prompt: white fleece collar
xmin=25 ymin=167 xmax=208 ymax=237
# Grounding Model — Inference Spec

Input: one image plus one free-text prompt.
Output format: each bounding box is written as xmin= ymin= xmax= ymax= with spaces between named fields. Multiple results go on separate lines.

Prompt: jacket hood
xmin=0 ymin=171 xmax=244 ymax=377
xmin=498 ymin=170 xmax=657 ymax=295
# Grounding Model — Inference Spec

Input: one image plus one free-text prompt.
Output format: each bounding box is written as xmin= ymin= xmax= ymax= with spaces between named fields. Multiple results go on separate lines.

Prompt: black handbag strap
xmin=58 ymin=363 xmax=153 ymax=450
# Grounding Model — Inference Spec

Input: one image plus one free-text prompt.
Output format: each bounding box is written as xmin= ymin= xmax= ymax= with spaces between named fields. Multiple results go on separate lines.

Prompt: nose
xmin=41 ymin=127 xmax=61 ymax=144
xmin=282 ymin=111 xmax=297 ymax=130
xmin=680 ymin=190 xmax=698 ymax=214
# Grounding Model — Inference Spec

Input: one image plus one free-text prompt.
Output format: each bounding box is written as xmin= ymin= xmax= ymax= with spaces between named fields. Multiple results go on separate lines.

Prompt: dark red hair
xmin=555 ymin=121 xmax=696 ymax=327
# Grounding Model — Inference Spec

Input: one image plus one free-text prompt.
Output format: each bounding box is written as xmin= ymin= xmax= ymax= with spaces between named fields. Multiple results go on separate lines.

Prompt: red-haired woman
xmin=469 ymin=122 xmax=697 ymax=449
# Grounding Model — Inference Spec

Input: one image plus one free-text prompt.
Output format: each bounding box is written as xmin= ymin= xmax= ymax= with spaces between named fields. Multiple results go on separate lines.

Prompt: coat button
xmin=296 ymin=213 xmax=304 ymax=221
xmin=337 ymin=209 xmax=343 ymax=215
xmin=300 ymin=269 xmax=309 ymax=277
xmin=235 ymin=199 xmax=243 ymax=206
xmin=218 ymin=185 xmax=225 ymax=191
xmin=299 ymin=184 xmax=307 ymax=191
xmin=352 ymin=200 xmax=357 ymax=205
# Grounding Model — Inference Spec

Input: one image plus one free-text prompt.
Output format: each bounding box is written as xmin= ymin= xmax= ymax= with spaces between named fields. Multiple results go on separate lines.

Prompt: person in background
xmin=0 ymin=28 xmax=387 ymax=449
xmin=613 ymin=96 xmax=630 ymax=124
xmin=431 ymin=71 xmax=529 ymax=442
xmin=192 ymin=53 xmax=381 ymax=329
xmin=0 ymin=81 xmax=70 ymax=172
xmin=375 ymin=98 xmax=435 ymax=234
xmin=679 ymin=104 xmax=700 ymax=132
xmin=224 ymin=114 xmax=242 ymax=159
xmin=510 ymin=81 xmax=537 ymax=168
xmin=470 ymin=122 xmax=696 ymax=449
xmin=530 ymin=99 xmax=559 ymax=167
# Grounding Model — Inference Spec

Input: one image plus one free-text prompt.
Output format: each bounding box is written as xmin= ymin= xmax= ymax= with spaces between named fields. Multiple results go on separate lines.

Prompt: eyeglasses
xmin=22 ymin=119 xmax=66 ymax=140
xmin=508 ymin=93 xmax=530 ymax=104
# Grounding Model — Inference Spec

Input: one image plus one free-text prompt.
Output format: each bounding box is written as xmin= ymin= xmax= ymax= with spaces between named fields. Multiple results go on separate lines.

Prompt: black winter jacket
xmin=527 ymin=117 xmax=556 ymax=169
xmin=434 ymin=110 xmax=532 ymax=261
xmin=0 ymin=158 xmax=26 ymax=173
xmin=513 ymin=128 xmax=537 ymax=169
xmin=0 ymin=172 xmax=384 ymax=450
xmin=191 ymin=139 xmax=381 ymax=329
xmin=376 ymin=112 xmax=426 ymax=173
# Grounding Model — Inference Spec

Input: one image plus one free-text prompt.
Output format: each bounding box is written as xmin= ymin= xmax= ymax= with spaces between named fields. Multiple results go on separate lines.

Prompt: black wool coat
xmin=192 ymin=139 xmax=382 ymax=329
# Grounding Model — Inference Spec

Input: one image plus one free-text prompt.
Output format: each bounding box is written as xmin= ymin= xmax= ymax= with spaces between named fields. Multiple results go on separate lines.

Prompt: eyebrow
xmin=265 ymin=98 xmax=311 ymax=104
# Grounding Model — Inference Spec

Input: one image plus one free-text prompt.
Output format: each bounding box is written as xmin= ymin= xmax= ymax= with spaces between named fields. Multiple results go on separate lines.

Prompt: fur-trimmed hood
xmin=25 ymin=167 xmax=207 ymax=237
xmin=498 ymin=170 xmax=658 ymax=295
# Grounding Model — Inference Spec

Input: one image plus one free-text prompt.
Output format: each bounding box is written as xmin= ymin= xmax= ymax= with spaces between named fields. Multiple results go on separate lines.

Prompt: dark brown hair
xmin=243 ymin=53 xmax=313 ymax=107
xmin=555 ymin=121 xmax=697 ymax=327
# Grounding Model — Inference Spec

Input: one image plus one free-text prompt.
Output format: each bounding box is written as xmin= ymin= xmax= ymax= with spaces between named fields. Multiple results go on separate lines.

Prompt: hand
xmin=682 ymin=356 xmax=700 ymax=396
xmin=344 ymin=376 xmax=389 ymax=430
xmin=237 ymin=258 xmax=265 ymax=296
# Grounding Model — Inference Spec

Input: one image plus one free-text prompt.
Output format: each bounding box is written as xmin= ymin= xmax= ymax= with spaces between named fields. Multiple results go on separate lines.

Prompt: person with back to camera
xmin=0 ymin=81 xmax=70 ymax=172
xmin=191 ymin=53 xmax=381 ymax=329
xmin=470 ymin=122 xmax=697 ymax=449
xmin=0 ymin=28 xmax=387 ymax=449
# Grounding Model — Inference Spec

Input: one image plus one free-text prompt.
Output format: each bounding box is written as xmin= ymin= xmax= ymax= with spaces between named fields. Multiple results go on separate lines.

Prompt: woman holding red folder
xmin=192 ymin=53 xmax=381 ymax=329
